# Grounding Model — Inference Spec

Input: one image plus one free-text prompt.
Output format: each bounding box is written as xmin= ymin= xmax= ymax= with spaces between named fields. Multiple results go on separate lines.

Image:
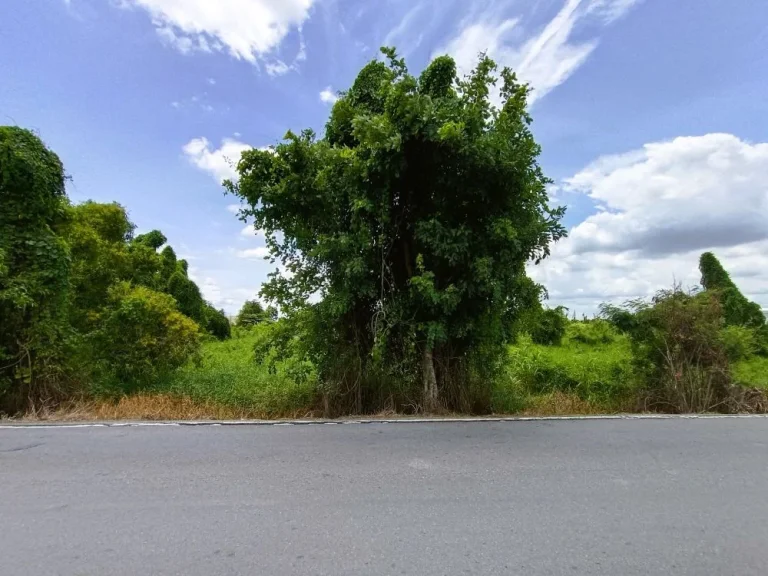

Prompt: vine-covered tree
xmin=0 ymin=127 xmax=71 ymax=411
xmin=203 ymin=304 xmax=232 ymax=340
xmin=227 ymin=49 xmax=565 ymax=413
xmin=167 ymin=271 xmax=205 ymax=324
xmin=699 ymin=252 xmax=764 ymax=328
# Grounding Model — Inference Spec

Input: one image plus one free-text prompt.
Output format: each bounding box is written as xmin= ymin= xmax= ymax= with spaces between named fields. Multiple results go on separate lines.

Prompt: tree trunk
xmin=422 ymin=345 xmax=438 ymax=413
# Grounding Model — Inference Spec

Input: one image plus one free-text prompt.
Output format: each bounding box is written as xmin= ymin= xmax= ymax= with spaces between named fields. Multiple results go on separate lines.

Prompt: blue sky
xmin=2 ymin=0 xmax=767 ymax=314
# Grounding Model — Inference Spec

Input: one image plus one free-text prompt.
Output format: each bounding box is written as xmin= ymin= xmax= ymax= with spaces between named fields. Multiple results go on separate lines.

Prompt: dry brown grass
xmin=518 ymin=392 xmax=605 ymax=416
xmin=14 ymin=391 xmax=636 ymax=422
xmin=20 ymin=394 xmax=318 ymax=422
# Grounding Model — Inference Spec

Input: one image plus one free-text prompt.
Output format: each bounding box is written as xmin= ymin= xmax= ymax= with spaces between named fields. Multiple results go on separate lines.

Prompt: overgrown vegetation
xmin=0 ymin=128 xmax=229 ymax=414
xmin=2 ymin=49 xmax=767 ymax=419
xmin=226 ymin=48 xmax=564 ymax=415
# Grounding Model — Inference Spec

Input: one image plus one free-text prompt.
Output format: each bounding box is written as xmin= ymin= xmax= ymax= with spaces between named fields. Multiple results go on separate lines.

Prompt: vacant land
xmin=34 ymin=324 xmax=761 ymax=422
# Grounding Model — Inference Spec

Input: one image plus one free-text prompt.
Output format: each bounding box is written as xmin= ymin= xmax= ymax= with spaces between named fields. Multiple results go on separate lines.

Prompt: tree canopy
xmin=236 ymin=299 xmax=277 ymax=327
xmin=227 ymin=49 xmax=565 ymax=413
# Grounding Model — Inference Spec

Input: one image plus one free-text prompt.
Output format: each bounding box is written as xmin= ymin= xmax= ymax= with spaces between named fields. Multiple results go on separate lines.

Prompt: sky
xmin=1 ymin=0 xmax=767 ymax=315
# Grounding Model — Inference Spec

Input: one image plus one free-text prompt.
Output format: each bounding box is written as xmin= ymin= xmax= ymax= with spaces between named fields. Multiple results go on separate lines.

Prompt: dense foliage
xmin=0 ymin=127 xmax=71 ymax=410
xmin=0 ymin=127 xmax=230 ymax=414
xmin=236 ymin=299 xmax=278 ymax=327
xmin=700 ymin=252 xmax=764 ymax=328
xmin=227 ymin=49 xmax=565 ymax=413
xmin=88 ymin=283 xmax=201 ymax=394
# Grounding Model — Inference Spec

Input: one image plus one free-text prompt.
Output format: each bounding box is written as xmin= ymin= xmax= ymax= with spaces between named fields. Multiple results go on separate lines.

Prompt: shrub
xmin=530 ymin=307 xmax=568 ymax=346
xmin=89 ymin=283 xmax=200 ymax=394
xmin=566 ymin=319 xmax=618 ymax=345
xmin=598 ymin=303 xmax=637 ymax=334
xmin=629 ymin=287 xmax=731 ymax=413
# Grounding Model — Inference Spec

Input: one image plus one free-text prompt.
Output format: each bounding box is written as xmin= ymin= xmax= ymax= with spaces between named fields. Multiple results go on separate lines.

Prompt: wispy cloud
xmin=437 ymin=0 xmax=642 ymax=104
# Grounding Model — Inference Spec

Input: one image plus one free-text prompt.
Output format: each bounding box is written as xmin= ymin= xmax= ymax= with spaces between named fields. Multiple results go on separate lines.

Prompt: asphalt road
xmin=2 ymin=418 xmax=767 ymax=576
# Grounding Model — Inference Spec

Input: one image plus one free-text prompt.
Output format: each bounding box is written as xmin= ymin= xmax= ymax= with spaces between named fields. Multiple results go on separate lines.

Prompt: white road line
xmin=1 ymin=413 xmax=767 ymax=429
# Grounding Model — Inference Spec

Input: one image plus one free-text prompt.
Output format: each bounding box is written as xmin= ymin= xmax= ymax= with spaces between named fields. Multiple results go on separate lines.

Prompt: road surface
xmin=2 ymin=418 xmax=767 ymax=575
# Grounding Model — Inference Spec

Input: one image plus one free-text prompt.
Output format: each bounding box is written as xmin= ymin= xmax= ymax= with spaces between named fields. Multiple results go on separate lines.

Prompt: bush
xmin=530 ymin=307 xmax=568 ymax=346
xmin=89 ymin=283 xmax=201 ymax=394
xmin=598 ymin=303 xmax=637 ymax=334
xmin=629 ymin=287 xmax=731 ymax=413
xmin=566 ymin=319 xmax=618 ymax=345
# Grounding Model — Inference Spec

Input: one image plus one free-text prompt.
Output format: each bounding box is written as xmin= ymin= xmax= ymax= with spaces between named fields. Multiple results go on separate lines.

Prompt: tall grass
xmin=156 ymin=330 xmax=318 ymax=417
xmin=492 ymin=333 xmax=637 ymax=414
xmin=732 ymin=356 xmax=768 ymax=390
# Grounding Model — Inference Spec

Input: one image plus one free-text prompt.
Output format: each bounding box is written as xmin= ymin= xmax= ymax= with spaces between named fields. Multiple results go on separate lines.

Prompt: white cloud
xmin=436 ymin=0 xmax=641 ymax=104
xmin=265 ymin=60 xmax=292 ymax=76
xmin=207 ymin=77 xmax=216 ymax=85
xmin=319 ymin=87 xmax=338 ymax=105
xmin=383 ymin=2 xmax=428 ymax=56
xmin=240 ymin=224 xmax=262 ymax=237
xmin=226 ymin=204 xmax=242 ymax=214
xmin=532 ymin=133 xmax=768 ymax=315
xmin=182 ymin=137 xmax=251 ymax=183
xmin=121 ymin=0 xmax=314 ymax=65
xmin=237 ymin=247 xmax=271 ymax=259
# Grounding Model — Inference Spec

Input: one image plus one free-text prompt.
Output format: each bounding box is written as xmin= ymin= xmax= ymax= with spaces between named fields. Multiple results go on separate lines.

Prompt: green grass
xmin=155 ymin=324 xmax=767 ymax=417
xmin=732 ymin=356 xmax=768 ymax=390
xmin=492 ymin=333 xmax=637 ymax=413
xmin=157 ymin=329 xmax=317 ymax=417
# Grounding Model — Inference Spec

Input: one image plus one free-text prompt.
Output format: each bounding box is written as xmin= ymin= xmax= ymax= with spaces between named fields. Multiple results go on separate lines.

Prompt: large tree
xmin=227 ymin=49 xmax=565 ymax=413
xmin=0 ymin=127 xmax=71 ymax=411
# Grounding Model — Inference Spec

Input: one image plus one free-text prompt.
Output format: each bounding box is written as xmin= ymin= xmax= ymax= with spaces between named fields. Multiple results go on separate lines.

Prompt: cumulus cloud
xmin=226 ymin=204 xmax=242 ymax=214
xmin=182 ymin=137 xmax=251 ymax=183
xmin=531 ymin=133 xmax=768 ymax=314
xmin=121 ymin=0 xmax=313 ymax=65
xmin=319 ymin=87 xmax=338 ymax=104
xmin=237 ymin=247 xmax=271 ymax=259
xmin=436 ymin=0 xmax=641 ymax=104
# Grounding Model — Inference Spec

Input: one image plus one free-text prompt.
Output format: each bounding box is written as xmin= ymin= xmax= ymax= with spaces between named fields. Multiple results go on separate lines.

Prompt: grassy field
xmin=495 ymin=332 xmax=637 ymax=414
xmin=155 ymin=330 xmax=318 ymax=418
xmin=89 ymin=325 xmax=636 ymax=419
xmin=41 ymin=323 xmax=765 ymax=421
